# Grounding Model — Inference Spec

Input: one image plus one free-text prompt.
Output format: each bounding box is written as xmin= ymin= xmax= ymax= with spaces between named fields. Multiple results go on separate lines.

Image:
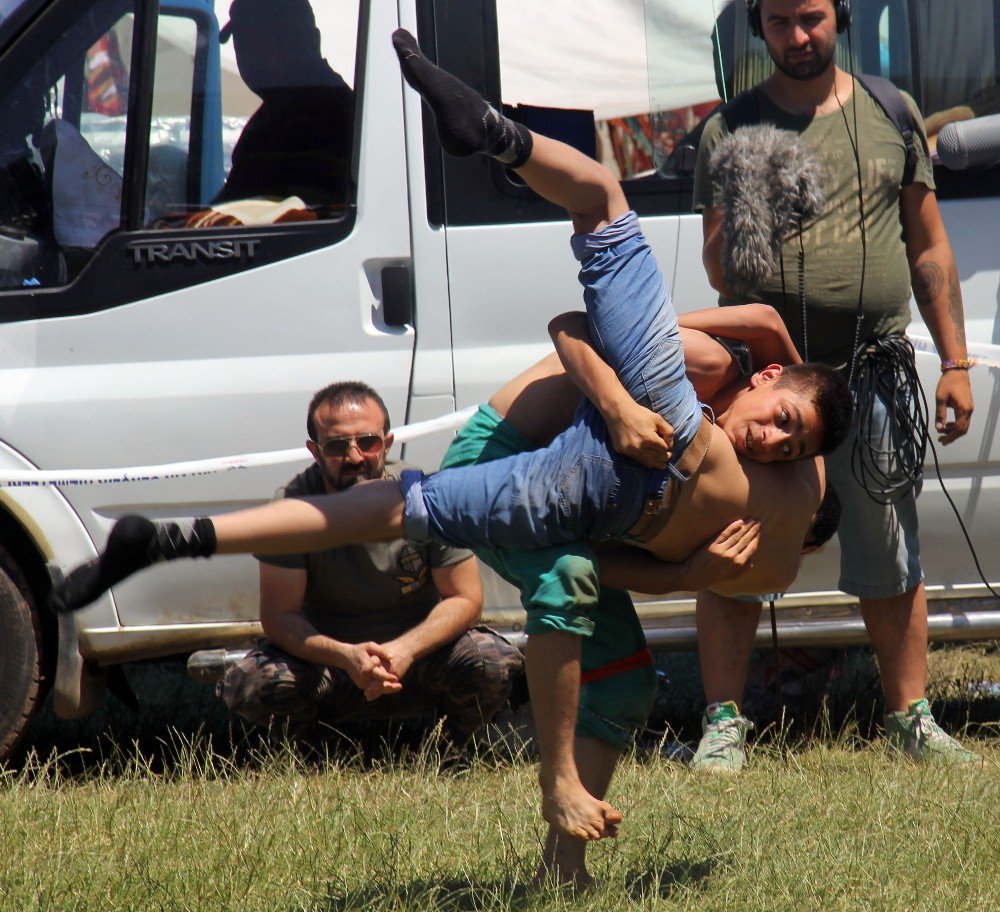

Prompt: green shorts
xmin=441 ymin=404 xmax=656 ymax=750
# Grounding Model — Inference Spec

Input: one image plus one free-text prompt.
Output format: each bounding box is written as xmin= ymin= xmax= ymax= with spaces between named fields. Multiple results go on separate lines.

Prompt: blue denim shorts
xmin=402 ymin=211 xmax=703 ymax=553
xmin=402 ymin=409 xmax=659 ymax=549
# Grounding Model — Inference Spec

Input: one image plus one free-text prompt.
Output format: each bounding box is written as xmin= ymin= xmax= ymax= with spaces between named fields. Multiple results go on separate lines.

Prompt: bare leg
xmin=212 ymin=479 xmax=405 ymax=554
xmin=394 ymin=28 xmax=629 ymax=835
xmin=536 ymin=736 xmax=620 ymax=889
xmin=860 ymin=582 xmax=928 ymax=711
xmin=514 ymin=134 xmax=628 ymax=235
xmin=490 ymin=364 xmax=620 ymax=842
xmin=50 ymin=480 xmax=407 ymax=613
xmin=695 ymin=589 xmax=761 ymax=705
xmin=527 ymin=632 xmax=622 ymax=842
xmin=488 ymin=351 xmax=582 ymax=447
xmin=392 ymin=27 xmax=627 ymax=235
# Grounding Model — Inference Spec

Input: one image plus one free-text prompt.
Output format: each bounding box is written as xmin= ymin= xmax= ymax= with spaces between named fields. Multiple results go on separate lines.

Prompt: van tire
xmin=0 ymin=547 xmax=44 ymax=760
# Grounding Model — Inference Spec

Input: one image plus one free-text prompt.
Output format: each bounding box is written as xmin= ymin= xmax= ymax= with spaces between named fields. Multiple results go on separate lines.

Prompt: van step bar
xmin=186 ymin=609 xmax=1000 ymax=683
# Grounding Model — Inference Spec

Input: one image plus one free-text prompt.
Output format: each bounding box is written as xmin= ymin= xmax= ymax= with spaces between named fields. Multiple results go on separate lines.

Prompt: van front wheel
xmin=0 ymin=549 xmax=44 ymax=760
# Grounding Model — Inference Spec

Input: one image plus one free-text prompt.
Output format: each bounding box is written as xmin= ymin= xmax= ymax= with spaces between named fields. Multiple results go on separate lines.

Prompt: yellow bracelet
xmin=941 ymin=358 xmax=977 ymax=371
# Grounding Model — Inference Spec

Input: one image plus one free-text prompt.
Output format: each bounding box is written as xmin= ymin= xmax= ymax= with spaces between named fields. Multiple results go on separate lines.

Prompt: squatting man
xmin=216 ymin=380 xmax=524 ymax=752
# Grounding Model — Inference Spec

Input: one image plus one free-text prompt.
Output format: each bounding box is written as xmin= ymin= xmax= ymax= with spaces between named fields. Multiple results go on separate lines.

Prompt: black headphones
xmin=746 ymin=0 xmax=851 ymax=39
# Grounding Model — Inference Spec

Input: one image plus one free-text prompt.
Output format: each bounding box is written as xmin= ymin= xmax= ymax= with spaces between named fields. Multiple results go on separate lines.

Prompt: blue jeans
xmin=403 ymin=211 xmax=703 ymax=551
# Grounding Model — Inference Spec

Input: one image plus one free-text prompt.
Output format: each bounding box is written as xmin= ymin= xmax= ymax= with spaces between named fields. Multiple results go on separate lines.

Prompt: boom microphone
xmin=709 ymin=124 xmax=825 ymax=298
xmin=937 ymin=113 xmax=1000 ymax=171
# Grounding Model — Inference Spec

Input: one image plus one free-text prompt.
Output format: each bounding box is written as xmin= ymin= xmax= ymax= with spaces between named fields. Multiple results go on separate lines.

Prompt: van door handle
xmin=381 ymin=265 xmax=413 ymax=328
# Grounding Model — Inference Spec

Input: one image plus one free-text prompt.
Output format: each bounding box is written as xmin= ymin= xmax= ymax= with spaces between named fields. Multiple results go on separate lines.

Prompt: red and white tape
xmin=910 ymin=335 xmax=1000 ymax=370
xmin=0 ymin=406 xmax=479 ymax=488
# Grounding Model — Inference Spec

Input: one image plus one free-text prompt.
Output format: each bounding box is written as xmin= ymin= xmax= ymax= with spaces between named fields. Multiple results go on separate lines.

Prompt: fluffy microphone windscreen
xmin=937 ymin=113 xmax=1000 ymax=171
xmin=709 ymin=124 xmax=825 ymax=298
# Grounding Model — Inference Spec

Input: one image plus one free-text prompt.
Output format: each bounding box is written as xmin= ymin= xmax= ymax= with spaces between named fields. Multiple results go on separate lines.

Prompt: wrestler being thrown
xmin=52 ymin=29 xmax=849 ymax=850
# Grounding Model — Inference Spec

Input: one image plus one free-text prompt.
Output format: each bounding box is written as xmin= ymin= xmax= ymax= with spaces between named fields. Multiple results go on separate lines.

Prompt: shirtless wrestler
xmin=50 ymin=30 xmax=851 ymax=848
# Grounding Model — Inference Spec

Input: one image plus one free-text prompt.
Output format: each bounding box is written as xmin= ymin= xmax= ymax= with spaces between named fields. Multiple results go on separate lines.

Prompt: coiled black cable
xmin=848 ymin=335 xmax=928 ymax=505
xmin=926 ymin=427 xmax=1000 ymax=600
xmin=850 ymin=337 xmax=1000 ymax=598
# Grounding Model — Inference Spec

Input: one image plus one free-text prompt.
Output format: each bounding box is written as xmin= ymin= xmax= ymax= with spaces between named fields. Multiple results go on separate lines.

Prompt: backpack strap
xmin=855 ymin=73 xmax=923 ymax=184
xmin=677 ymin=80 xmax=923 ymax=184
xmin=669 ymin=89 xmax=761 ymax=175
xmin=719 ymin=87 xmax=763 ymax=135
xmin=711 ymin=335 xmax=754 ymax=379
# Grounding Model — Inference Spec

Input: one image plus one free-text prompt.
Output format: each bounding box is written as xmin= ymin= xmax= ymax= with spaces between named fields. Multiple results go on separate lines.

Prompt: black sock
xmin=147 ymin=516 xmax=218 ymax=562
xmin=392 ymin=28 xmax=533 ymax=167
xmin=49 ymin=515 xmax=217 ymax=614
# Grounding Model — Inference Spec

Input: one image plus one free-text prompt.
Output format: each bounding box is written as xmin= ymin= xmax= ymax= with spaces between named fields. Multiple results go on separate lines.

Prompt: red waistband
xmin=580 ymin=648 xmax=654 ymax=685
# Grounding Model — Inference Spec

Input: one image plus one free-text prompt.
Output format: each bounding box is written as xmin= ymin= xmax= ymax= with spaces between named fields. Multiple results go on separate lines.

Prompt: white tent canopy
xmin=211 ymin=0 xmax=726 ymax=121
xmin=497 ymin=0 xmax=728 ymax=120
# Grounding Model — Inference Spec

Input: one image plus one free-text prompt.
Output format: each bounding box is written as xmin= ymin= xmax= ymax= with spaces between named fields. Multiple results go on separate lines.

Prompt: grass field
xmin=2 ymin=643 xmax=998 ymax=911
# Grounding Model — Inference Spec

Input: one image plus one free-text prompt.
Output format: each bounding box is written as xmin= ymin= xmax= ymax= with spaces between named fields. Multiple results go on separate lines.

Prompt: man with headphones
xmin=691 ymin=0 xmax=977 ymax=771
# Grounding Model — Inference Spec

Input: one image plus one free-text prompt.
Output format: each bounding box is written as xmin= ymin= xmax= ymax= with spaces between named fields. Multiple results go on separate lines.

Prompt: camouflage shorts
xmin=217 ymin=625 xmax=524 ymax=743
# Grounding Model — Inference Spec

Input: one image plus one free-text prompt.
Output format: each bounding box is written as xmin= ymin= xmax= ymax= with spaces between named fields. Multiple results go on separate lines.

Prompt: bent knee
xmin=216 ymin=650 xmax=322 ymax=724
xmin=523 ymin=553 xmax=601 ymax=637
xmin=446 ymin=628 xmax=524 ymax=706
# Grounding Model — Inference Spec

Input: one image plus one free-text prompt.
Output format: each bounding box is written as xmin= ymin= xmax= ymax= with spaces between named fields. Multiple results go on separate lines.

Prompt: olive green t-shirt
xmin=693 ymin=82 xmax=935 ymax=366
xmin=255 ymin=462 xmax=474 ymax=644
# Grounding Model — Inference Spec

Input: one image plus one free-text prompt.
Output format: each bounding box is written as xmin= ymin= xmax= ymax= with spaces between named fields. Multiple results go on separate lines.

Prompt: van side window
xmin=663 ymin=0 xmax=1000 ymax=200
xmin=0 ymin=0 xmax=138 ymax=290
xmin=147 ymin=0 xmax=358 ymax=229
xmin=210 ymin=0 xmax=355 ymax=214
xmin=0 ymin=0 xmax=361 ymax=315
xmin=878 ymin=0 xmax=1000 ymax=197
xmin=431 ymin=1 xmax=724 ymax=224
xmin=158 ymin=0 xmax=358 ymax=230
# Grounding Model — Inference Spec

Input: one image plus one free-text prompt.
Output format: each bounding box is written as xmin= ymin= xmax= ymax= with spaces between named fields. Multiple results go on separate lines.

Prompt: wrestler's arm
xmin=547 ymin=311 xmax=674 ymax=468
xmin=487 ymin=351 xmax=585 ymax=448
xmin=549 ymin=307 xmax=798 ymax=463
xmin=551 ymin=303 xmax=798 ymax=381
xmin=704 ymin=553 xmax=800 ymax=599
xmin=704 ymin=460 xmax=826 ymax=598
xmin=677 ymin=302 xmax=803 ymax=370
xmin=591 ymin=519 xmax=760 ymax=594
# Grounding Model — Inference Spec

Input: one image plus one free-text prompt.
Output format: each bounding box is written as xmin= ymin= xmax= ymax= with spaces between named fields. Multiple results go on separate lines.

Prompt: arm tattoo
xmin=912 ymin=261 xmax=944 ymax=311
xmin=948 ymin=261 xmax=967 ymax=347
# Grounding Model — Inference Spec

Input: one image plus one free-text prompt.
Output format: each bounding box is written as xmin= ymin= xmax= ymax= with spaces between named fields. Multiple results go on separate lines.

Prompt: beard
xmin=325 ymin=461 xmax=380 ymax=491
xmin=771 ymin=40 xmax=836 ymax=80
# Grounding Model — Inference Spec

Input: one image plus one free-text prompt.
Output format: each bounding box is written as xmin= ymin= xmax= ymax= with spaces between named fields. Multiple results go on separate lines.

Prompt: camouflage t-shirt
xmin=255 ymin=462 xmax=474 ymax=644
xmin=693 ymin=82 xmax=935 ymax=366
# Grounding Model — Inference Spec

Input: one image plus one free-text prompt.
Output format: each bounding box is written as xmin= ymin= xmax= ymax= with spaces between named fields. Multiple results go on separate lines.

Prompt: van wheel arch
xmin=0 ymin=542 xmax=46 ymax=760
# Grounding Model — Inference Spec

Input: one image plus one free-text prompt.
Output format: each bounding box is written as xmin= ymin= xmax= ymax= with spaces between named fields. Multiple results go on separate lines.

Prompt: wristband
xmin=941 ymin=358 xmax=976 ymax=372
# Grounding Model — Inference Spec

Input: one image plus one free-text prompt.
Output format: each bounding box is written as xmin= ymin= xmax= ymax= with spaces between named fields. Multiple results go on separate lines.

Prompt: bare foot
xmin=540 ymin=775 xmax=623 ymax=841
xmin=533 ymin=825 xmax=596 ymax=890
xmin=532 ymin=861 xmax=596 ymax=892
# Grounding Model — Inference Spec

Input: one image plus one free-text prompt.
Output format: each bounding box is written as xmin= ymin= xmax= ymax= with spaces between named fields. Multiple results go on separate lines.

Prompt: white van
xmin=0 ymin=0 xmax=997 ymax=758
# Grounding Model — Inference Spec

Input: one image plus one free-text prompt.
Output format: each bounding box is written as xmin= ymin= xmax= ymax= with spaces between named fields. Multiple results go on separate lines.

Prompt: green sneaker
xmin=690 ymin=701 xmax=753 ymax=774
xmin=884 ymin=698 xmax=978 ymax=764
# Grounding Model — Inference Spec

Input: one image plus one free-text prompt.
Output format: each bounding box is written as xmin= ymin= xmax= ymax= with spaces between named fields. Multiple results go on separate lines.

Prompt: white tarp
xmin=497 ymin=0 xmax=730 ymax=119
xmin=211 ymin=0 xmax=724 ymax=121
xmin=213 ymin=0 xmax=361 ymax=117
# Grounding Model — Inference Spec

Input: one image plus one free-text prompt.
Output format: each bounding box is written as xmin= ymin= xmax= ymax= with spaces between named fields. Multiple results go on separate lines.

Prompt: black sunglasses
xmin=318 ymin=434 xmax=385 ymax=458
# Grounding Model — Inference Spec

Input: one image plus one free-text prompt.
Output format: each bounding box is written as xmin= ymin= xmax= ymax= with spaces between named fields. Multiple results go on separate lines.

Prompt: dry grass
xmin=2 ymin=643 xmax=997 ymax=911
